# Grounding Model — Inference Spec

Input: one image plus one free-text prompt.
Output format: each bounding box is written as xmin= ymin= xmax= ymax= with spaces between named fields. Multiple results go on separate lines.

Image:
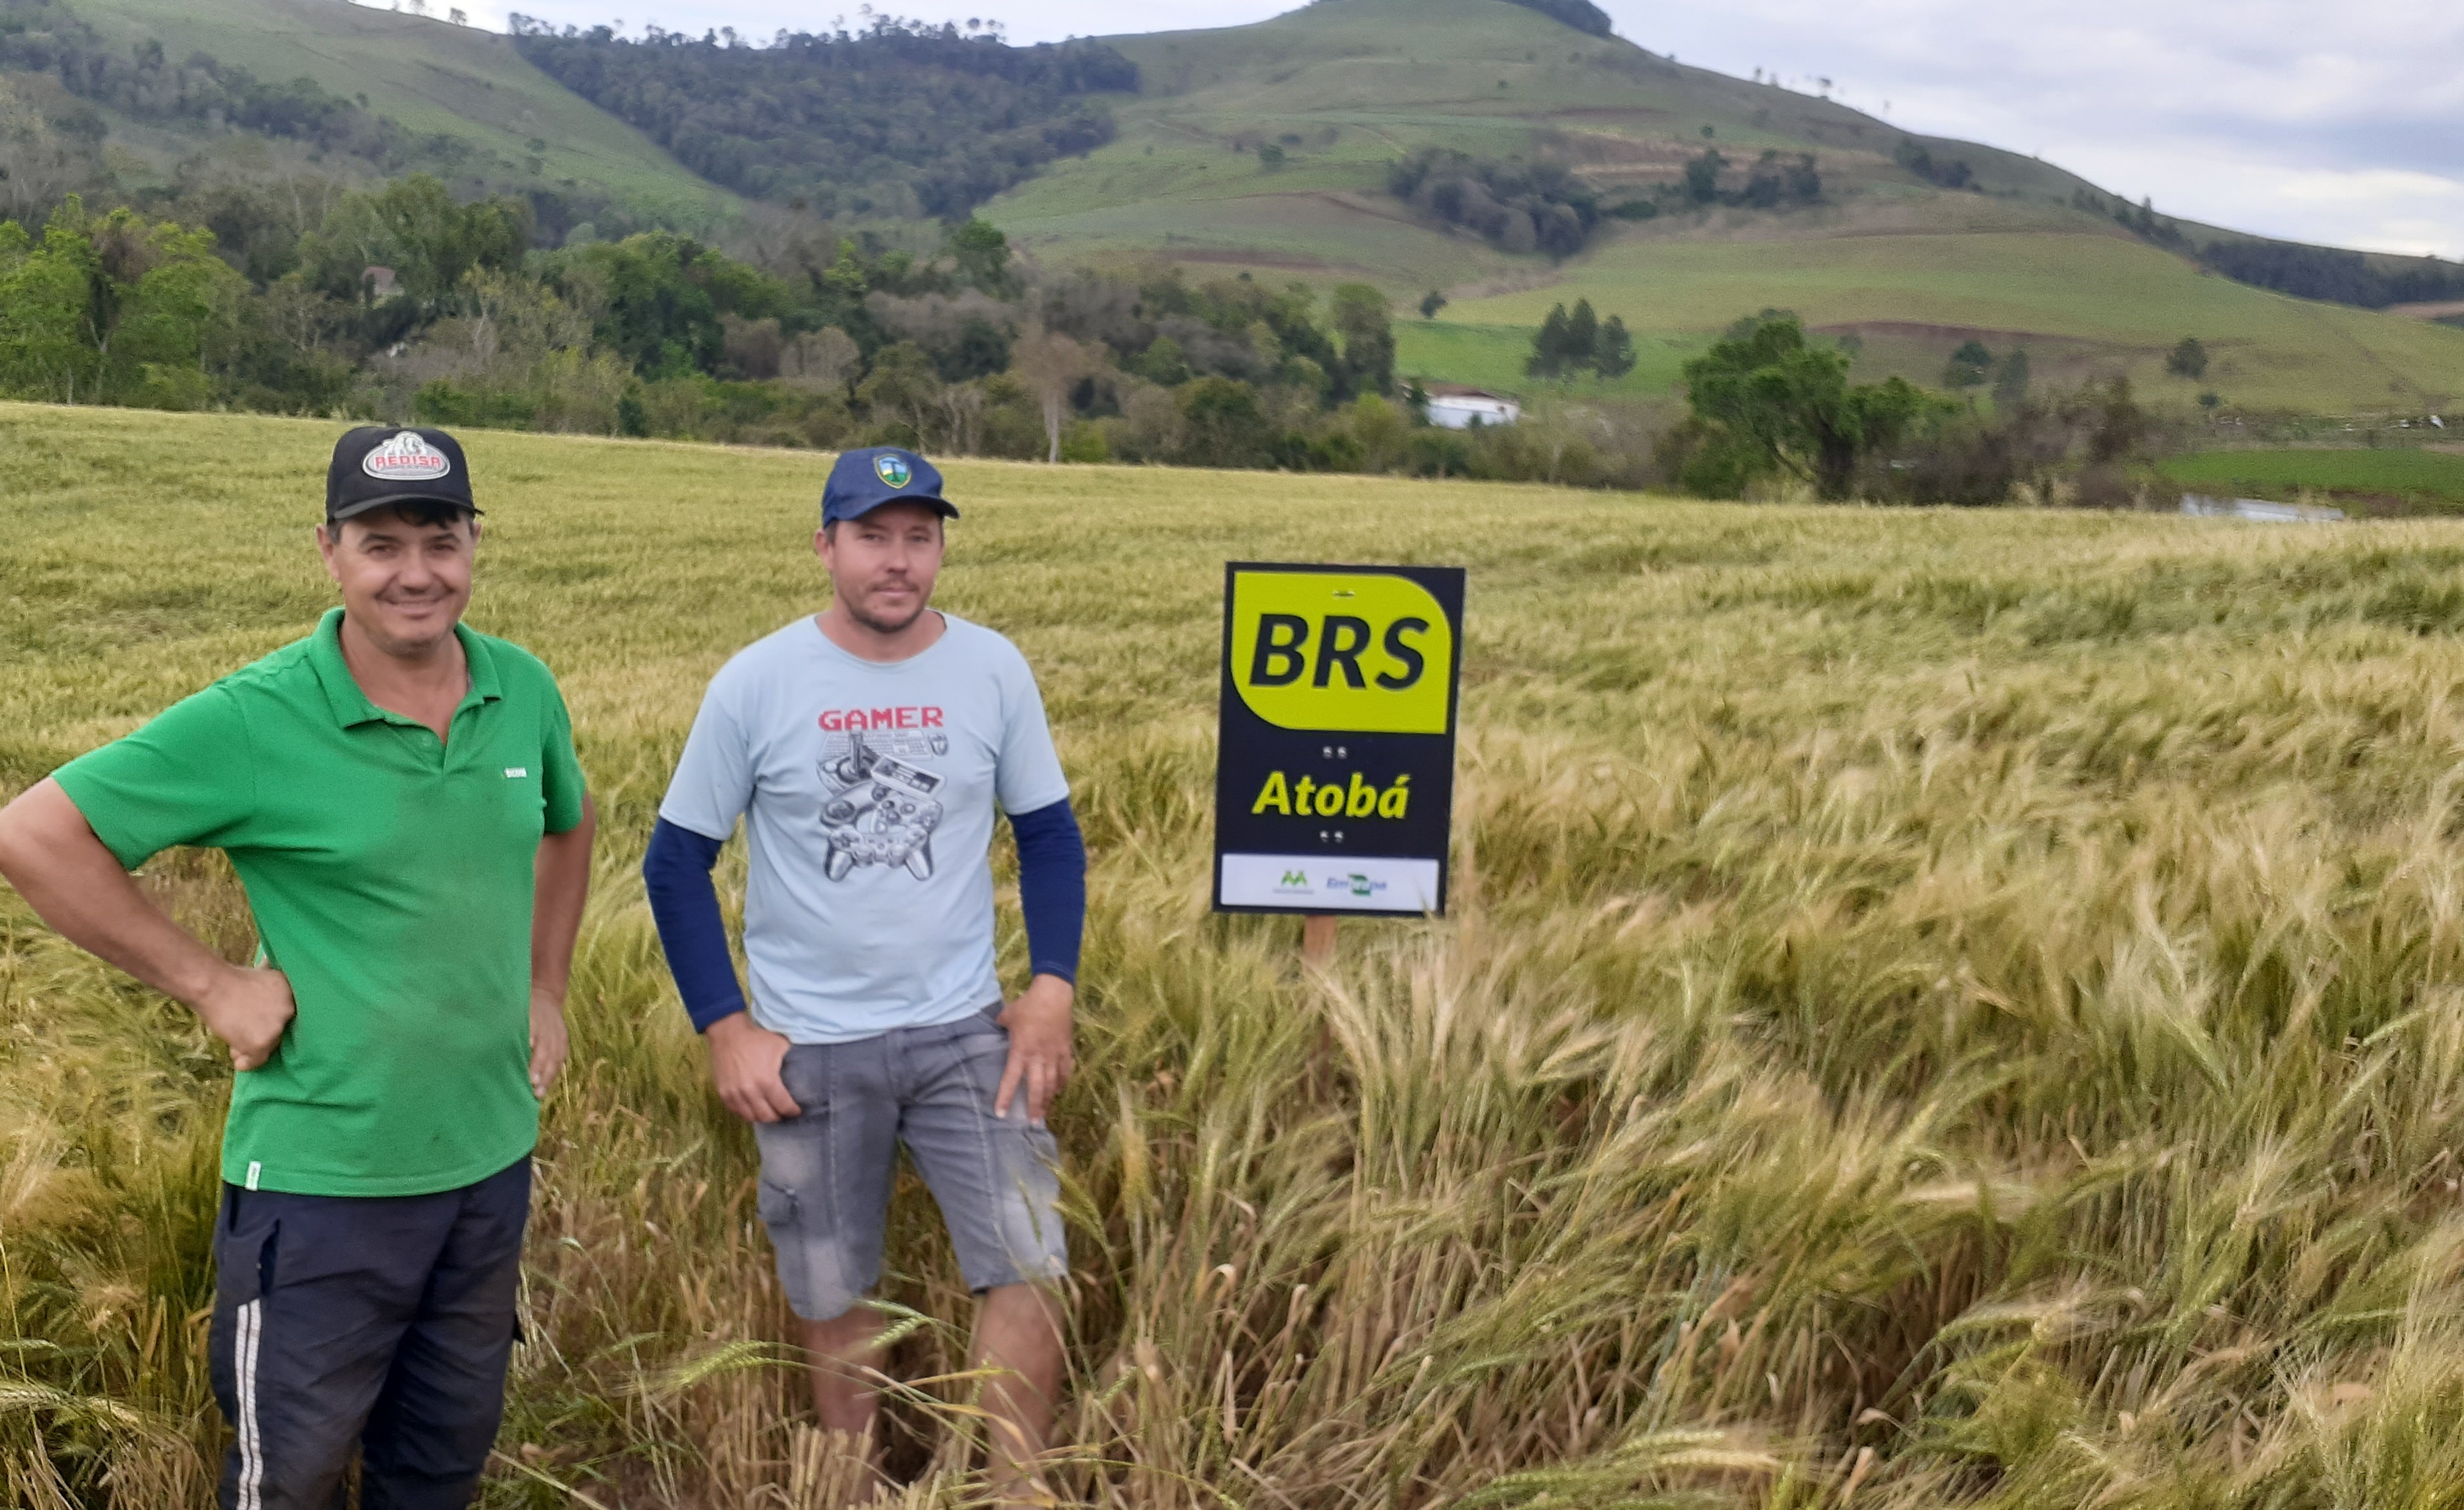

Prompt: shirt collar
xmin=309 ymin=607 xmax=500 ymax=730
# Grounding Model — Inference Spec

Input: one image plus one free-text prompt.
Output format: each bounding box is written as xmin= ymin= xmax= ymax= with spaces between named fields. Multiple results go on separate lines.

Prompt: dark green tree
xmin=1177 ymin=376 xmax=1269 ymax=467
xmin=1526 ymin=303 xmax=1575 ymax=379
xmin=1744 ymin=152 xmax=1787 ymax=209
xmin=1944 ymin=339 xmax=1993 ymax=388
xmin=1993 ymin=348 xmax=2031 ymax=407
xmin=297 ymin=176 xmax=530 ymax=314
xmin=1683 ymin=150 xmax=1726 ymax=205
xmin=1783 ymin=152 xmax=1822 ymax=203
xmin=1419 ymin=289 xmax=1449 ymax=319
xmin=1677 ymin=310 xmax=1930 ymax=499
xmin=1330 ymin=283 xmax=1395 ymax=399
xmin=0 ymin=199 xmax=244 ymax=408
xmin=2167 ymin=336 xmax=2208 ymax=379
xmin=1563 ymin=299 xmax=1599 ymax=367
xmin=943 ymin=217 xmax=1016 ymax=296
xmin=1136 ymin=335 xmax=1191 ymax=387
xmin=854 ymin=340 xmax=942 ymax=444
xmin=1595 ymin=315 xmax=1636 ymax=379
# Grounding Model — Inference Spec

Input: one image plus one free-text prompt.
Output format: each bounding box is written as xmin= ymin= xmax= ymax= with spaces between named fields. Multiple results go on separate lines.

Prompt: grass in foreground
xmin=16 ymin=402 xmax=2464 ymax=1505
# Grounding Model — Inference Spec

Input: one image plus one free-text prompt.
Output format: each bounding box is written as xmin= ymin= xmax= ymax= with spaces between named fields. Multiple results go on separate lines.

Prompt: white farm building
xmin=1422 ymin=384 xmax=1520 ymax=430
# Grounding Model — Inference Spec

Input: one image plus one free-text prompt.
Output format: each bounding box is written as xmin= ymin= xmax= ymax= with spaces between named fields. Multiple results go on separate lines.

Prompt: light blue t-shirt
xmin=658 ymin=614 xmax=1070 ymax=1043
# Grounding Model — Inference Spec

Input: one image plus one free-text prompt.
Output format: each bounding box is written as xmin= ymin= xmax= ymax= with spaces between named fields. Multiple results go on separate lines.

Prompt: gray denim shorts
xmin=754 ymin=1006 xmax=1068 ymax=1321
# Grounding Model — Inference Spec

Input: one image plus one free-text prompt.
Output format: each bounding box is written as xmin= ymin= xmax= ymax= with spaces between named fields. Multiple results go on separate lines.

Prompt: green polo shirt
xmin=52 ymin=608 xmax=586 ymax=1198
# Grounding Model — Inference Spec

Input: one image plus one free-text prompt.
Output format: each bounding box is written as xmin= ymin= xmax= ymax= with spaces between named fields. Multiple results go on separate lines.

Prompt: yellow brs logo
xmin=1230 ymin=571 xmax=1453 ymax=733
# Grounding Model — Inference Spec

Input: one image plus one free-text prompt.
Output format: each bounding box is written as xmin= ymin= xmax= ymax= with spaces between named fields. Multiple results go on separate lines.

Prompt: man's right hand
xmin=707 ymin=1012 xmax=802 ymax=1123
xmin=196 ymin=966 xmax=296 ymax=1071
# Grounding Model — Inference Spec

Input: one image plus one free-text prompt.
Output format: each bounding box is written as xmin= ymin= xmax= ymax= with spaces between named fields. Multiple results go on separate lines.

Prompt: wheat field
xmin=13 ymin=401 xmax=2464 ymax=1507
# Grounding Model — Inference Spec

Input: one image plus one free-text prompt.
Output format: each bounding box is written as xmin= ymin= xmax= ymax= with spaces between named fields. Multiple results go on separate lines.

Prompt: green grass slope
xmin=67 ymin=0 xmax=732 ymax=222
xmin=988 ymin=0 xmax=2464 ymax=414
xmin=2159 ymin=447 xmax=2464 ymax=513
xmin=1448 ymin=221 xmax=2464 ymax=413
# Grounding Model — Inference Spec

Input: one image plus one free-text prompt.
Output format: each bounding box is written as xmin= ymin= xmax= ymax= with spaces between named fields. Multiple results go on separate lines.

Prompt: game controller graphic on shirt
xmin=818 ymin=725 xmax=950 ymax=881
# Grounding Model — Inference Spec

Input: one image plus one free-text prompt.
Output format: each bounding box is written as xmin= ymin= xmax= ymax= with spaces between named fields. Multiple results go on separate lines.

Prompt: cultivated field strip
xmin=13 ymin=403 xmax=2464 ymax=1504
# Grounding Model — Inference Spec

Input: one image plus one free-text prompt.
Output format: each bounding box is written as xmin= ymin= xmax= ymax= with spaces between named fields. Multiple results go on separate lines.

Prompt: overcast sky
xmin=446 ymin=0 xmax=2463 ymax=258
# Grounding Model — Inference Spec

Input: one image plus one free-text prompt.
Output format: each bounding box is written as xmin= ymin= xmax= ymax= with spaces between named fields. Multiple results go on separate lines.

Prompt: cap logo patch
xmin=874 ymin=453 xmax=913 ymax=489
xmin=362 ymin=432 xmax=452 ymax=483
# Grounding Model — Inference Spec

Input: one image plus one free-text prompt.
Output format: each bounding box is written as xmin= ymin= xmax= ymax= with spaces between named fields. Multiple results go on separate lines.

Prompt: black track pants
xmin=207 ymin=1157 xmax=530 ymax=1510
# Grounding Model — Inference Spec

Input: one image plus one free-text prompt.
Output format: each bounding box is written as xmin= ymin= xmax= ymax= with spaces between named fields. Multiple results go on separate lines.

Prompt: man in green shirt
xmin=0 ymin=426 xmax=595 ymax=1510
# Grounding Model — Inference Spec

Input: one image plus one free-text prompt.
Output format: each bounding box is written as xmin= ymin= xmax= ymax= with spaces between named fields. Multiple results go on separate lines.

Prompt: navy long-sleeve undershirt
xmin=642 ymin=798 xmax=1087 ymax=1033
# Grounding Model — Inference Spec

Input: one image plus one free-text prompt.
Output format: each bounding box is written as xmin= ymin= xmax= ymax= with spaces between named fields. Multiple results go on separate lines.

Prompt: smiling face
xmin=315 ymin=504 xmax=478 ymax=657
xmin=817 ymin=502 xmax=946 ymax=636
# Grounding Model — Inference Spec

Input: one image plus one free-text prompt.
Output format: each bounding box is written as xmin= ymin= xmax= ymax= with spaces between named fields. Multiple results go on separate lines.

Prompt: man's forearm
xmin=642 ymin=817 xmax=750 ymax=1030
xmin=530 ymin=794 xmax=597 ymax=1003
xmin=0 ymin=779 xmax=232 ymax=1006
xmin=1009 ymin=799 xmax=1087 ymax=986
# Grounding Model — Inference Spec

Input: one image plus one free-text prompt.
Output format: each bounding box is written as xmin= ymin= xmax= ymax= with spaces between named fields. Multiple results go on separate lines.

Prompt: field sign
xmin=1212 ymin=562 xmax=1465 ymax=916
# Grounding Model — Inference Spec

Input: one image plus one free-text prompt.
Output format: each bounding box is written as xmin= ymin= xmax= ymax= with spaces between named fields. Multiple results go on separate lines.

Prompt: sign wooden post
xmin=1301 ymin=914 xmax=1340 ymax=970
xmin=1212 ymin=562 xmax=1466 ymax=956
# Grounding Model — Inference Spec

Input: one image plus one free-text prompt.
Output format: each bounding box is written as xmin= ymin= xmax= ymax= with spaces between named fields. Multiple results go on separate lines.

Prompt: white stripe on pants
xmin=234 ymin=1298 xmax=264 ymax=1510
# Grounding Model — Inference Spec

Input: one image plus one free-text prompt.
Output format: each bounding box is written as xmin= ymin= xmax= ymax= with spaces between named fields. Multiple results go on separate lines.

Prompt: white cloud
xmin=479 ymin=0 xmax=2464 ymax=257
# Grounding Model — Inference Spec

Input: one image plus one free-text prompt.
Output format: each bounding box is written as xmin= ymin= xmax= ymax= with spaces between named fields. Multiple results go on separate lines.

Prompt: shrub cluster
xmin=1682 ymin=148 xmax=1822 ymax=209
xmin=1525 ymin=298 xmax=1634 ymax=381
xmin=1895 ymin=137 xmax=1975 ymax=191
xmin=1386 ymin=150 xmax=1602 ymax=258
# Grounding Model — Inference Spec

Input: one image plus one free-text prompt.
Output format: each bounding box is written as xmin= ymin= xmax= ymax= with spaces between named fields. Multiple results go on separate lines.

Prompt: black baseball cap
xmin=326 ymin=426 xmax=481 ymax=524
xmin=822 ymin=446 xmax=959 ymax=526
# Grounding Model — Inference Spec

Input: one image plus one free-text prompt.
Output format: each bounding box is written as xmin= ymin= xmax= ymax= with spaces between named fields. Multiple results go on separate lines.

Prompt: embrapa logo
xmin=873 ymin=453 xmax=913 ymax=489
xmin=362 ymin=431 xmax=452 ymax=482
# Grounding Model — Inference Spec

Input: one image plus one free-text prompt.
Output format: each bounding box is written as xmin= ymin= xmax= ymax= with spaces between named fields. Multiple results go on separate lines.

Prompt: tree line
xmin=2198 ymin=240 xmax=2464 ymax=311
xmin=2069 ymin=184 xmax=2464 ymax=311
xmin=0 ymin=172 xmax=2196 ymax=506
xmin=508 ymin=15 xmax=1134 ymax=220
xmin=0 ymin=175 xmax=1680 ymax=489
xmin=1496 ymin=0 xmax=1614 ymax=38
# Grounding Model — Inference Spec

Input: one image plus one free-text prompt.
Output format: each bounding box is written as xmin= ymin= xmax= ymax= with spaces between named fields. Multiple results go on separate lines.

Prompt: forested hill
xmin=1497 ymin=0 xmax=1614 ymax=38
xmin=508 ymin=18 xmax=1136 ymax=220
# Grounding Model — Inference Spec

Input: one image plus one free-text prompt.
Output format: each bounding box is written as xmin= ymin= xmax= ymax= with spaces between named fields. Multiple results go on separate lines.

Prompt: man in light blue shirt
xmin=643 ymin=448 xmax=1085 ymax=1505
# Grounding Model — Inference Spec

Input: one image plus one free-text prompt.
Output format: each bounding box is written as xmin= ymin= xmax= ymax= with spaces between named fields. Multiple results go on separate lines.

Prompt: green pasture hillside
xmin=60 ymin=0 xmax=730 ymax=222
xmin=2159 ymin=446 xmax=2464 ymax=514
xmin=988 ymin=0 xmax=2464 ymax=414
xmin=1444 ymin=216 xmax=2464 ymax=414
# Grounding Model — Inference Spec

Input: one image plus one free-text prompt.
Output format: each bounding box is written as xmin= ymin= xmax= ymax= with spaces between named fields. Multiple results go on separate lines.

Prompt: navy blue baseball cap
xmin=822 ymin=447 xmax=959 ymax=526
